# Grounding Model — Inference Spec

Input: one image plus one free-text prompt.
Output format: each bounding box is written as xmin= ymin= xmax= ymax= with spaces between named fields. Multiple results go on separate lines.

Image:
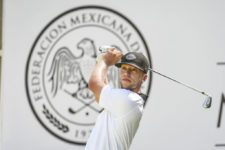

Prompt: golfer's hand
xmin=102 ymin=48 xmax=123 ymax=66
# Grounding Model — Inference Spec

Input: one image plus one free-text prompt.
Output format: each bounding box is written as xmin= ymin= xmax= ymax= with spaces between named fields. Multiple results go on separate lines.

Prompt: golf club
xmin=99 ymin=45 xmax=212 ymax=109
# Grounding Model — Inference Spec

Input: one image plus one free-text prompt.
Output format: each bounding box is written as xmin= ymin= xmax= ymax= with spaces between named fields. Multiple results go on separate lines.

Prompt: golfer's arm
xmin=88 ymin=60 xmax=109 ymax=103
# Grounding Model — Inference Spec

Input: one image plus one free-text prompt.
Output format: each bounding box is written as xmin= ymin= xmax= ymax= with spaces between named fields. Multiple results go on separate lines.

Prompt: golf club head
xmin=203 ymin=96 xmax=212 ymax=108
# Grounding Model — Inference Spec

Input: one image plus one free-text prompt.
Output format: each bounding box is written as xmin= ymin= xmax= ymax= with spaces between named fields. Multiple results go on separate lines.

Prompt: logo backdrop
xmin=1 ymin=0 xmax=225 ymax=150
xmin=26 ymin=6 xmax=151 ymax=145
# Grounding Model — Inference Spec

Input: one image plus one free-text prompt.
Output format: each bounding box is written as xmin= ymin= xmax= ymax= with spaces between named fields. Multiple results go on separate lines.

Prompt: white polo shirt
xmin=85 ymin=85 xmax=144 ymax=150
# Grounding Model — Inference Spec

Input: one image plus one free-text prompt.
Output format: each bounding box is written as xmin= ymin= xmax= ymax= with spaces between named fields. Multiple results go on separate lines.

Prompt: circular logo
xmin=25 ymin=5 xmax=152 ymax=145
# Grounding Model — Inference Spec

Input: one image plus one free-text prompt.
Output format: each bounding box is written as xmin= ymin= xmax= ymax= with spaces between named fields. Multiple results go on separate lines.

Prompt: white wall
xmin=1 ymin=0 xmax=225 ymax=150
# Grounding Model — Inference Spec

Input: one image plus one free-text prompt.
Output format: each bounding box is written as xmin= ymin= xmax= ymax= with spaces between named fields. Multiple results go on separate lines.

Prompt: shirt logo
xmin=25 ymin=5 xmax=152 ymax=145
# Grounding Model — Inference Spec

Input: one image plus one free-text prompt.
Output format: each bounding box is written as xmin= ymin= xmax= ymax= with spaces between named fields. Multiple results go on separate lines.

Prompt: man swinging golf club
xmin=85 ymin=46 xmax=149 ymax=150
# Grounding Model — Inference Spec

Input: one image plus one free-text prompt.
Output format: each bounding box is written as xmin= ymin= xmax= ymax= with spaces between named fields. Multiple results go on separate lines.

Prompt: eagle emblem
xmin=47 ymin=38 xmax=120 ymax=115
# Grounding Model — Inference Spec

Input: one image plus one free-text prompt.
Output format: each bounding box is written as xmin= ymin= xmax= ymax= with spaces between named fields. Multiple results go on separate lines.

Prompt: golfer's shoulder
xmin=127 ymin=92 xmax=144 ymax=103
xmin=102 ymin=86 xmax=143 ymax=104
xmin=118 ymin=89 xmax=144 ymax=106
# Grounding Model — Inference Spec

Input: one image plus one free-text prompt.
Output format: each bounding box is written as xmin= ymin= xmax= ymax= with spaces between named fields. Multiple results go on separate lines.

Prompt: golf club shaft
xmin=148 ymin=68 xmax=210 ymax=97
xmin=98 ymin=46 xmax=211 ymax=97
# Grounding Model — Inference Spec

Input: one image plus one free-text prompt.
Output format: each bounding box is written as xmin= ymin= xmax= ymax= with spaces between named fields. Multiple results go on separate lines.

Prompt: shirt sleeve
xmin=98 ymin=85 xmax=143 ymax=116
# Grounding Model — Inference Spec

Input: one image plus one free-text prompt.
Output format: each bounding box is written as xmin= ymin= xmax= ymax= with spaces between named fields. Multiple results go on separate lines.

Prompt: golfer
xmin=85 ymin=47 xmax=149 ymax=150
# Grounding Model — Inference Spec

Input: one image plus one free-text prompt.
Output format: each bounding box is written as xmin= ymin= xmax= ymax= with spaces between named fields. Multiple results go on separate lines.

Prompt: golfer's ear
xmin=143 ymin=74 xmax=147 ymax=82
